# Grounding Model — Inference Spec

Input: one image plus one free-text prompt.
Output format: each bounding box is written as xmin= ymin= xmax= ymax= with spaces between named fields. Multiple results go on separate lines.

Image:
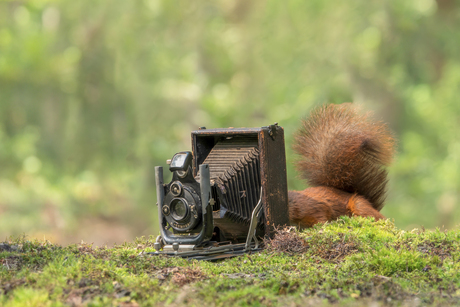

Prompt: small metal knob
xmin=172 ymin=243 xmax=179 ymax=252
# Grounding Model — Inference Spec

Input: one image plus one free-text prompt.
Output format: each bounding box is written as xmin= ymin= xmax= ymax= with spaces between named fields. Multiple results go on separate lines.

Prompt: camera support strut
xmin=245 ymin=187 xmax=263 ymax=252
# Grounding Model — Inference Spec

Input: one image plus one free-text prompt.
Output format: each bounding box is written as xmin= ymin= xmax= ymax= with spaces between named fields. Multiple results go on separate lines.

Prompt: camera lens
xmin=170 ymin=199 xmax=188 ymax=221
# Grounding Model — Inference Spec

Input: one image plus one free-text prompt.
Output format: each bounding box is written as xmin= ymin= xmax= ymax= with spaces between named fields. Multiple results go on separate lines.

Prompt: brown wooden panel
xmin=258 ymin=125 xmax=289 ymax=237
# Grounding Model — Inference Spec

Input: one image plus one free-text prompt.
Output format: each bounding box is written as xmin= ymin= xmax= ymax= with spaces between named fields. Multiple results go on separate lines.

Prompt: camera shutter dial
xmin=162 ymin=205 xmax=170 ymax=216
xmin=170 ymin=181 xmax=182 ymax=197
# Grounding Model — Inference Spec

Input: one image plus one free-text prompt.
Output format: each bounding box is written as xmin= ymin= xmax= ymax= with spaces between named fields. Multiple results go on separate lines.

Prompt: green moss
xmin=2 ymin=217 xmax=460 ymax=306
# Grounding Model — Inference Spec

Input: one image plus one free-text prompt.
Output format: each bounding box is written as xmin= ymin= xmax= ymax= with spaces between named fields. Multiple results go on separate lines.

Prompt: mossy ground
xmin=2 ymin=217 xmax=460 ymax=306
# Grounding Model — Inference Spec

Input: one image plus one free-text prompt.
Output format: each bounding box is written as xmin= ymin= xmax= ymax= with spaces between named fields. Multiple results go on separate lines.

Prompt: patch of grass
xmin=2 ymin=217 xmax=460 ymax=306
xmin=264 ymin=226 xmax=309 ymax=254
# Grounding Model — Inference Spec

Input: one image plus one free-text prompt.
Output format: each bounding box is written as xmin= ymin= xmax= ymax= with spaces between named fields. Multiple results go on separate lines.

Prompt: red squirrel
xmin=288 ymin=103 xmax=396 ymax=227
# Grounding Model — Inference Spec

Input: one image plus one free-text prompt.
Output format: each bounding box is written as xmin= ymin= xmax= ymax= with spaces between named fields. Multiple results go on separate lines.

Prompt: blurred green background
xmin=1 ymin=0 xmax=459 ymax=245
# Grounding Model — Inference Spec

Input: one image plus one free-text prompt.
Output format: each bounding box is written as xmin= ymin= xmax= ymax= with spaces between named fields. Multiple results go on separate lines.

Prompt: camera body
xmin=155 ymin=124 xmax=289 ymax=252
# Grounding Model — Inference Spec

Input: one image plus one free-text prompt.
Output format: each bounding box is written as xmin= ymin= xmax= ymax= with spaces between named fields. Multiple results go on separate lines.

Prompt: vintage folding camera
xmin=154 ymin=124 xmax=289 ymax=258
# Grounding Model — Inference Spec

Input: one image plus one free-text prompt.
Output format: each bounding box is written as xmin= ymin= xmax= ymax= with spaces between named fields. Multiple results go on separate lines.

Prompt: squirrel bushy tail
xmin=289 ymin=103 xmax=395 ymax=227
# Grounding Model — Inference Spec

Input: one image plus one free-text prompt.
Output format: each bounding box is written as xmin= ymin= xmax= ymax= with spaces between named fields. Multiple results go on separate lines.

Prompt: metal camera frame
xmin=155 ymin=164 xmax=213 ymax=246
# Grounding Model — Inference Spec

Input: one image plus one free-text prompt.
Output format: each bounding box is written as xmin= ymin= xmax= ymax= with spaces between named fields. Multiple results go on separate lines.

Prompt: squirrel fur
xmin=288 ymin=103 xmax=396 ymax=227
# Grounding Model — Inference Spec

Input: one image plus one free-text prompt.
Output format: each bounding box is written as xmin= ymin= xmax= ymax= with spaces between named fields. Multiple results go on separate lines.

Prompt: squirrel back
xmin=292 ymin=103 xmax=395 ymax=212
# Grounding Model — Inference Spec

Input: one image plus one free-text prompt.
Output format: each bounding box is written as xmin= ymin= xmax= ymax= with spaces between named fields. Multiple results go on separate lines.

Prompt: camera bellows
xmin=196 ymin=137 xmax=261 ymax=225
